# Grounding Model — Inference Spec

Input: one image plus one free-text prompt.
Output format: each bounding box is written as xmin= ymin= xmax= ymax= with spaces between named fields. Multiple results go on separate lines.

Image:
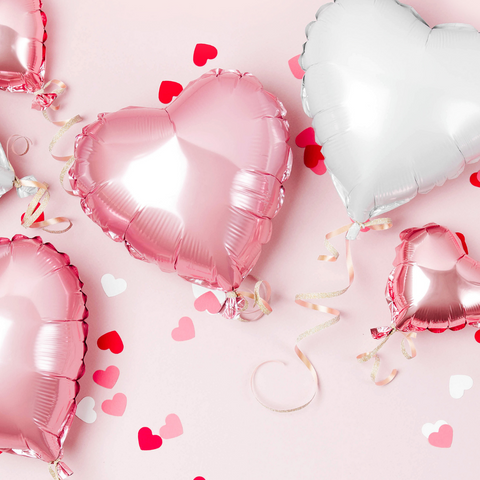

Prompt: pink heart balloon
xmin=0 ymin=235 xmax=88 ymax=473
xmin=0 ymin=1 xmax=46 ymax=93
xmin=70 ymin=69 xmax=292 ymax=295
xmin=372 ymin=223 xmax=480 ymax=338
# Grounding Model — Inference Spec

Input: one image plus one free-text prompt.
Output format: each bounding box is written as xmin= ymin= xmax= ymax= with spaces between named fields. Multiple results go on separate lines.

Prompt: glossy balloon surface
xmin=0 ymin=235 xmax=88 ymax=464
xmin=373 ymin=224 xmax=480 ymax=337
xmin=70 ymin=69 xmax=292 ymax=292
xmin=301 ymin=0 xmax=480 ymax=224
xmin=0 ymin=0 xmax=46 ymax=93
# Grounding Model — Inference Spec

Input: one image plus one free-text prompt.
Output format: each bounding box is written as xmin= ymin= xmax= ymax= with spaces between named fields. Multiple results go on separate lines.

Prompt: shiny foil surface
xmin=0 ymin=235 xmax=88 ymax=464
xmin=301 ymin=0 xmax=480 ymax=223
xmin=385 ymin=224 xmax=480 ymax=334
xmin=70 ymin=69 xmax=292 ymax=292
xmin=0 ymin=0 xmax=46 ymax=93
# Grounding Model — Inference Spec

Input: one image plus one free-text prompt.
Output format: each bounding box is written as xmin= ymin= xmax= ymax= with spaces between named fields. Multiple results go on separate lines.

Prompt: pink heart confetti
xmin=194 ymin=291 xmax=222 ymax=314
xmin=172 ymin=317 xmax=195 ymax=341
xmin=288 ymin=54 xmax=304 ymax=79
xmin=101 ymin=393 xmax=127 ymax=417
xmin=138 ymin=427 xmax=162 ymax=451
xmin=428 ymin=424 xmax=453 ymax=448
xmin=93 ymin=366 xmax=120 ymax=389
xmin=159 ymin=414 xmax=183 ymax=439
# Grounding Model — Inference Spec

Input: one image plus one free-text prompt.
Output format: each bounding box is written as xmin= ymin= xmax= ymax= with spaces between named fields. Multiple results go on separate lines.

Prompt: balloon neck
xmin=221 ymin=291 xmax=246 ymax=320
xmin=370 ymin=326 xmax=394 ymax=339
xmin=49 ymin=460 xmax=73 ymax=479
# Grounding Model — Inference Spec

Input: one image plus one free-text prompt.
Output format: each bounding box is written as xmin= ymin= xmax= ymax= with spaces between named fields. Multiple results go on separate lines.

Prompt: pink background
xmin=1 ymin=0 xmax=480 ymax=478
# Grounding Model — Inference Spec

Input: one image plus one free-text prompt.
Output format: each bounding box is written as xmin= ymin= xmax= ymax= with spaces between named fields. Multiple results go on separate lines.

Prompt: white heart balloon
xmin=301 ymin=0 xmax=480 ymax=230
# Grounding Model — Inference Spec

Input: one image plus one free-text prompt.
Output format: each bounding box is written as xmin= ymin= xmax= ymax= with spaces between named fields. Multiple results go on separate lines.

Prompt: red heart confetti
xmin=288 ymin=54 xmax=304 ymax=79
xmin=93 ymin=366 xmax=120 ymax=389
xmin=456 ymin=232 xmax=469 ymax=254
xmin=194 ymin=291 xmax=222 ymax=314
xmin=97 ymin=331 xmax=124 ymax=354
xmin=470 ymin=172 xmax=480 ymax=187
xmin=304 ymin=145 xmax=324 ymax=168
xmin=194 ymin=477 xmax=205 ymax=480
xmin=474 ymin=329 xmax=480 ymax=343
xmin=138 ymin=427 xmax=163 ymax=451
xmin=295 ymin=127 xmax=316 ymax=148
xmin=428 ymin=424 xmax=453 ymax=448
xmin=20 ymin=203 xmax=45 ymax=224
xmin=193 ymin=43 xmax=218 ymax=67
xmin=158 ymin=81 xmax=183 ymax=104
xmin=310 ymin=161 xmax=327 ymax=176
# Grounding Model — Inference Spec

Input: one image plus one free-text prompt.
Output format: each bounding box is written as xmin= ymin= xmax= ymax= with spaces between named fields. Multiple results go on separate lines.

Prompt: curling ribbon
xmin=223 ymin=278 xmax=272 ymax=321
xmin=49 ymin=459 xmax=73 ymax=480
xmin=356 ymin=329 xmax=417 ymax=385
xmin=251 ymin=218 xmax=392 ymax=412
xmin=6 ymin=136 xmax=72 ymax=233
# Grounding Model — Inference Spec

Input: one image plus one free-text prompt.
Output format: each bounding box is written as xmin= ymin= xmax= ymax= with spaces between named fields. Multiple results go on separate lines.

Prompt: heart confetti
xmin=171 ymin=317 xmax=195 ymax=342
xmin=138 ymin=427 xmax=163 ymax=451
xmin=159 ymin=414 xmax=183 ymax=439
xmin=471 ymin=172 xmax=480 ymax=188
xmin=295 ymin=127 xmax=316 ymax=148
xmin=75 ymin=397 xmax=97 ymax=424
xmin=101 ymin=393 xmax=127 ymax=417
xmin=159 ymin=81 xmax=183 ymax=104
xmin=97 ymin=331 xmax=124 ymax=354
xmin=288 ymin=54 xmax=304 ymax=79
xmin=194 ymin=291 xmax=222 ymax=314
xmin=449 ymin=375 xmax=473 ymax=399
xmin=422 ymin=420 xmax=453 ymax=448
xmin=456 ymin=232 xmax=469 ymax=254
xmin=193 ymin=43 xmax=217 ymax=67
xmin=101 ymin=273 xmax=127 ymax=297
xmin=93 ymin=366 xmax=120 ymax=389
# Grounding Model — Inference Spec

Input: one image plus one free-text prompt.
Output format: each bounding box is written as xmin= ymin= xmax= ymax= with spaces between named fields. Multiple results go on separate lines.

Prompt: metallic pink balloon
xmin=0 ymin=0 xmax=46 ymax=94
xmin=0 ymin=235 xmax=88 ymax=475
xmin=372 ymin=224 xmax=480 ymax=339
xmin=70 ymin=69 xmax=292 ymax=298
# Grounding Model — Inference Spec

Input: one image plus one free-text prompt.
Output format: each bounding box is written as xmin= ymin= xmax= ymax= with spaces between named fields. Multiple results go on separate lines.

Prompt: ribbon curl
xmin=5 ymin=135 xmax=72 ymax=233
xmin=357 ymin=329 xmax=417 ymax=385
xmin=251 ymin=218 xmax=393 ymax=412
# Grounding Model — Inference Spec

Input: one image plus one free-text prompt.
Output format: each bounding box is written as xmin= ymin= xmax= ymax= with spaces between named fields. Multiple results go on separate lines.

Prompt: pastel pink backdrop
xmin=1 ymin=0 xmax=480 ymax=478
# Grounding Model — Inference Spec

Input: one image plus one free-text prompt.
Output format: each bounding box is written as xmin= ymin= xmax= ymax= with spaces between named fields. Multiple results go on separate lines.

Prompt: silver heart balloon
xmin=301 ymin=0 xmax=480 ymax=230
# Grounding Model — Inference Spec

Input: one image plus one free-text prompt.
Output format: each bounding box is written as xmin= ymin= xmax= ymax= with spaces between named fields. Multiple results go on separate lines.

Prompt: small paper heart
xmin=475 ymin=329 xmax=480 ymax=343
xmin=159 ymin=81 xmax=183 ymax=104
xmin=93 ymin=366 xmax=120 ymax=389
xmin=102 ymin=393 xmax=127 ymax=417
xmin=470 ymin=172 xmax=480 ymax=188
xmin=20 ymin=203 xmax=45 ymax=224
xmin=194 ymin=291 xmax=222 ymax=314
xmin=172 ymin=317 xmax=195 ymax=341
xmin=449 ymin=375 xmax=473 ymax=399
xmin=421 ymin=420 xmax=447 ymax=438
xmin=456 ymin=232 xmax=469 ymax=254
xmin=138 ymin=427 xmax=163 ymax=451
xmin=295 ymin=127 xmax=316 ymax=148
xmin=193 ymin=43 xmax=218 ymax=67
xmin=75 ymin=397 xmax=97 ymax=424
xmin=428 ymin=424 xmax=453 ymax=448
xmin=304 ymin=145 xmax=324 ymax=169
xmin=101 ymin=273 xmax=127 ymax=297
xmin=288 ymin=54 xmax=304 ymax=79
xmin=97 ymin=331 xmax=124 ymax=354
xmin=159 ymin=414 xmax=183 ymax=439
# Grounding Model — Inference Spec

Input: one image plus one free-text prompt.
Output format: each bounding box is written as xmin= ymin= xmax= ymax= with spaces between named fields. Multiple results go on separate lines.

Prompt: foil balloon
xmin=0 ymin=235 xmax=88 ymax=478
xmin=373 ymin=224 xmax=480 ymax=338
xmin=301 ymin=0 xmax=480 ymax=231
xmin=0 ymin=0 xmax=46 ymax=94
xmin=70 ymin=69 xmax=291 ymax=317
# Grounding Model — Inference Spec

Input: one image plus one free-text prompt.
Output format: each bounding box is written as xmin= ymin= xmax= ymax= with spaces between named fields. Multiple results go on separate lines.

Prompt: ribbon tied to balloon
xmin=358 ymin=224 xmax=480 ymax=384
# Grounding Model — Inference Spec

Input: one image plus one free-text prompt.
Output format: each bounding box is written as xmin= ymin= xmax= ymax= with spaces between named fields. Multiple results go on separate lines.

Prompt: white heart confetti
xmin=449 ymin=375 xmax=473 ymax=399
xmin=421 ymin=420 xmax=447 ymax=439
xmin=75 ymin=396 xmax=97 ymax=424
xmin=101 ymin=274 xmax=127 ymax=297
